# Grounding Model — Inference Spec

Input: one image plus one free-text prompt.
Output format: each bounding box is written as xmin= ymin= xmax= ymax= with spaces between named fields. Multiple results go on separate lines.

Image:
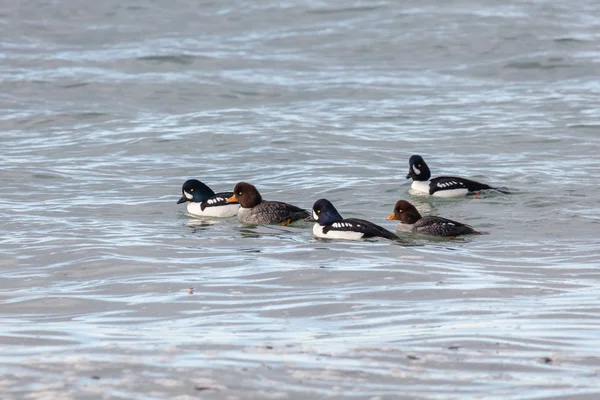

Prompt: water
xmin=2 ymin=0 xmax=600 ymax=398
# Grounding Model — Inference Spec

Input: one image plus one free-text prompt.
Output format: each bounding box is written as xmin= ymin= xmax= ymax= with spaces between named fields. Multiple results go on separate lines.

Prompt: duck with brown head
xmin=226 ymin=182 xmax=310 ymax=225
xmin=387 ymin=200 xmax=481 ymax=237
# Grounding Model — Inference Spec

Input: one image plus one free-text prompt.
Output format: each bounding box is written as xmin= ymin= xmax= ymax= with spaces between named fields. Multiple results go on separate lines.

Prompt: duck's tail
xmin=303 ymin=212 xmax=316 ymax=223
xmin=469 ymin=230 xmax=488 ymax=235
xmin=491 ymin=187 xmax=511 ymax=195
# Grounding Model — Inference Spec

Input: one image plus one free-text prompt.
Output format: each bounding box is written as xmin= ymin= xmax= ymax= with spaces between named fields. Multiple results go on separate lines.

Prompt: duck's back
xmin=238 ymin=200 xmax=309 ymax=224
xmin=342 ymin=218 xmax=399 ymax=240
xmin=414 ymin=216 xmax=477 ymax=237
xmin=429 ymin=176 xmax=492 ymax=196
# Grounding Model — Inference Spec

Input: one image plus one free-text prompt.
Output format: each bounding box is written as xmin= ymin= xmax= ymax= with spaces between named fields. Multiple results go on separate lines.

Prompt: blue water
xmin=1 ymin=1 xmax=600 ymax=398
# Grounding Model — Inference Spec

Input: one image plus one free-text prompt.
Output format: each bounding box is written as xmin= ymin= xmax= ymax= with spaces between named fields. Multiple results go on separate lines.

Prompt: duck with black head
xmin=177 ymin=179 xmax=240 ymax=217
xmin=312 ymin=199 xmax=398 ymax=241
xmin=406 ymin=155 xmax=507 ymax=197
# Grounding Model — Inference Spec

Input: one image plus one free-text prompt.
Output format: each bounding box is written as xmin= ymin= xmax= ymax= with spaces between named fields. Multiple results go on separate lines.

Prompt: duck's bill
xmin=406 ymin=169 xmax=415 ymax=179
xmin=226 ymin=195 xmax=237 ymax=203
xmin=177 ymin=196 xmax=188 ymax=204
xmin=386 ymin=213 xmax=396 ymax=220
xmin=304 ymin=214 xmax=317 ymax=222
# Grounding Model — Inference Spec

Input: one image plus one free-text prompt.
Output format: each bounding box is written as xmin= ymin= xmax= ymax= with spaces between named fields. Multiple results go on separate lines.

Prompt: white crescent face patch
xmin=184 ymin=191 xmax=193 ymax=200
xmin=312 ymin=210 xmax=319 ymax=221
xmin=412 ymin=165 xmax=421 ymax=175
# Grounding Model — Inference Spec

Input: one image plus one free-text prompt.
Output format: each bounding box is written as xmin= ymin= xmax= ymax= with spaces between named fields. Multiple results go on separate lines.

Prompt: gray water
xmin=2 ymin=0 xmax=600 ymax=398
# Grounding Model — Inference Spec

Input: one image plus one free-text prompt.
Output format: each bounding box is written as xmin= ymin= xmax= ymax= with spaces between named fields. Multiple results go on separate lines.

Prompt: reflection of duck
xmin=186 ymin=218 xmax=219 ymax=228
xmin=226 ymin=182 xmax=309 ymax=225
xmin=177 ymin=179 xmax=239 ymax=217
xmin=387 ymin=200 xmax=481 ymax=237
xmin=312 ymin=199 xmax=398 ymax=241
xmin=406 ymin=155 xmax=506 ymax=197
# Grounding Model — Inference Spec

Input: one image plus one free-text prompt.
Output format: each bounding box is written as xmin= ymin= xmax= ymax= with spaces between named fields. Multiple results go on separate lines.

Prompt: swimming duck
xmin=387 ymin=200 xmax=480 ymax=237
xmin=312 ymin=199 xmax=398 ymax=240
xmin=177 ymin=179 xmax=240 ymax=218
xmin=226 ymin=182 xmax=310 ymax=225
xmin=406 ymin=155 xmax=506 ymax=197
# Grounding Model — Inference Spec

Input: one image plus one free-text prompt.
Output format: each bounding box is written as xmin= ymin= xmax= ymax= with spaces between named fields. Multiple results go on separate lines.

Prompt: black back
xmin=429 ymin=176 xmax=492 ymax=195
xmin=324 ymin=218 xmax=398 ymax=240
xmin=415 ymin=216 xmax=478 ymax=236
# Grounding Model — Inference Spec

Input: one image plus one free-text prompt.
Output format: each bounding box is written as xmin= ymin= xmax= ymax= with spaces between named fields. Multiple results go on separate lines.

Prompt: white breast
xmin=187 ymin=202 xmax=240 ymax=218
xmin=410 ymin=180 xmax=431 ymax=195
xmin=312 ymin=223 xmax=364 ymax=240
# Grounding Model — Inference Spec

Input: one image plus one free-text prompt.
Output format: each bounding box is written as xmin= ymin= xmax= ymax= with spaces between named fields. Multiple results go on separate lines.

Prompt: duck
xmin=312 ymin=199 xmax=398 ymax=241
xmin=177 ymin=179 xmax=240 ymax=218
xmin=226 ymin=182 xmax=310 ymax=225
xmin=386 ymin=200 xmax=480 ymax=237
xmin=406 ymin=155 xmax=506 ymax=197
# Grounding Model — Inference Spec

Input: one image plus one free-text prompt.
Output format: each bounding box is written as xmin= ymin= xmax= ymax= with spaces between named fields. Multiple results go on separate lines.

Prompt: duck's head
xmin=406 ymin=155 xmax=431 ymax=181
xmin=227 ymin=182 xmax=262 ymax=208
xmin=312 ymin=199 xmax=343 ymax=226
xmin=386 ymin=200 xmax=421 ymax=224
xmin=177 ymin=179 xmax=215 ymax=204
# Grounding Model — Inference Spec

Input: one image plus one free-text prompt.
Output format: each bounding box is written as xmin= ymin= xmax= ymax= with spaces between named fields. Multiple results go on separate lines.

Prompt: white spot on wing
xmin=437 ymin=181 xmax=465 ymax=189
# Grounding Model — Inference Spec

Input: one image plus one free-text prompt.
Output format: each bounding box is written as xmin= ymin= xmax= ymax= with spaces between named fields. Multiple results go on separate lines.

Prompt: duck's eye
xmin=190 ymin=188 xmax=194 ymax=192
xmin=399 ymin=209 xmax=403 ymax=213
xmin=317 ymin=209 xmax=321 ymax=214
xmin=238 ymin=192 xmax=243 ymax=196
xmin=417 ymin=164 xmax=422 ymax=168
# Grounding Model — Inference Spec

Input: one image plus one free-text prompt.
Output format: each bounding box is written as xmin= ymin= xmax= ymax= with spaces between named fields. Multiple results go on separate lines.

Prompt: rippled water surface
xmin=2 ymin=0 xmax=600 ymax=398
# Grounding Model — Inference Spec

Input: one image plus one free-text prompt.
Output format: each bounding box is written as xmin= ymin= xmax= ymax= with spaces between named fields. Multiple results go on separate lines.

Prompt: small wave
xmin=554 ymin=37 xmax=587 ymax=43
xmin=136 ymin=54 xmax=196 ymax=65
xmin=306 ymin=6 xmax=382 ymax=15
xmin=503 ymin=61 xmax=573 ymax=70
